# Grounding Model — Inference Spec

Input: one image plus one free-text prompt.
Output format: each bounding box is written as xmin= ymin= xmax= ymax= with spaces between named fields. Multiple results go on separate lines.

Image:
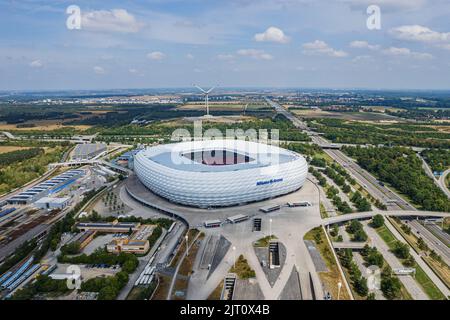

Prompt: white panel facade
xmin=134 ymin=140 xmax=308 ymax=208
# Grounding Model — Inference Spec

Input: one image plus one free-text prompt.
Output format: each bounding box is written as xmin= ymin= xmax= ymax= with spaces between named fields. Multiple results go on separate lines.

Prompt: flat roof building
xmin=72 ymin=143 xmax=107 ymax=161
xmin=34 ymin=197 xmax=70 ymax=210
xmin=106 ymin=239 xmax=149 ymax=254
xmin=8 ymin=169 xmax=84 ymax=205
xmin=76 ymin=221 xmax=140 ymax=233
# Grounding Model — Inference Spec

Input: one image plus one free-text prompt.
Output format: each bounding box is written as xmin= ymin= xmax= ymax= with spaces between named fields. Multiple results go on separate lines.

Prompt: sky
xmin=0 ymin=0 xmax=449 ymax=91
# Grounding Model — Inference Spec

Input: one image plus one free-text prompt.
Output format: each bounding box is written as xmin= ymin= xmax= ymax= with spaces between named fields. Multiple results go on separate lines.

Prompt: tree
xmin=367 ymin=293 xmax=376 ymax=300
xmin=371 ymin=214 xmax=385 ymax=228
xmin=98 ymin=286 xmax=118 ymax=300
xmin=381 ymin=276 xmax=401 ymax=300
xmin=417 ymin=237 xmax=429 ymax=251
xmin=392 ymin=241 xmax=410 ymax=259
xmin=354 ymin=277 xmax=369 ymax=296
xmin=353 ymin=229 xmax=368 ymax=242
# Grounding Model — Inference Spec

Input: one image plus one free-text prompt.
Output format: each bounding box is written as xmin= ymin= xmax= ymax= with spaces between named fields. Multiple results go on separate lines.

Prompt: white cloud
xmin=382 ymin=47 xmax=433 ymax=59
xmin=82 ymin=9 xmax=143 ymax=33
xmin=186 ymin=53 xmax=194 ymax=59
xmin=29 ymin=60 xmax=43 ymax=68
xmin=129 ymin=68 xmax=138 ymax=74
xmin=93 ymin=66 xmax=105 ymax=74
xmin=254 ymin=26 xmax=290 ymax=44
xmin=350 ymin=41 xmax=380 ymax=50
xmin=352 ymin=55 xmax=373 ymax=63
xmin=302 ymin=40 xmax=348 ymax=57
xmin=237 ymin=49 xmax=273 ymax=60
xmin=390 ymin=25 xmax=450 ymax=50
xmin=147 ymin=51 xmax=166 ymax=60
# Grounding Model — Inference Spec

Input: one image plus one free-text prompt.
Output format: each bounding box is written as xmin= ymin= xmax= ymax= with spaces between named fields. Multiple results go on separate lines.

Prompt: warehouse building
xmin=8 ymin=169 xmax=84 ymax=205
xmin=75 ymin=221 xmax=140 ymax=233
xmin=106 ymin=239 xmax=149 ymax=254
xmin=34 ymin=197 xmax=70 ymax=210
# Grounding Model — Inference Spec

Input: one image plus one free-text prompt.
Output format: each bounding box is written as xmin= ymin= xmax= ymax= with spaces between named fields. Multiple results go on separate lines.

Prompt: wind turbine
xmin=194 ymin=84 xmax=217 ymax=116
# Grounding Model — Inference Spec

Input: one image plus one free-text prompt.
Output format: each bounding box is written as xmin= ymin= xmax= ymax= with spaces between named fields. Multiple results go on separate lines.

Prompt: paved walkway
xmin=384 ymin=219 xmax=450 ymax=297
xmin=362 ymin=221 xmax=429 ymax=300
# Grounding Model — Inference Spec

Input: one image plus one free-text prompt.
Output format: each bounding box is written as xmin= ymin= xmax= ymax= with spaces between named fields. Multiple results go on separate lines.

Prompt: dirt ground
xmin=0 ymin=121 xmax=91 ymax=131
xmin=0 ymin=146 xmax=31 ymax=154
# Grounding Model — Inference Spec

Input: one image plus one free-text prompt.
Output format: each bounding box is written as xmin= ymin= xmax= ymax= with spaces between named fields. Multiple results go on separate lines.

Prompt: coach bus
xmin=259 ymin=205 xmax=281 ymax=213
xmin=204 ymin=220 xmax=222 ymax=228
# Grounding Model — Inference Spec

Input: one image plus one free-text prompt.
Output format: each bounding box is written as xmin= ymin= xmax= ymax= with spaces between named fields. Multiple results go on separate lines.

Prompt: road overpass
xmin=323 ymin=210 xmax=450 ymax=226
xmin=50 ymin=159 xmax=132 ymax=175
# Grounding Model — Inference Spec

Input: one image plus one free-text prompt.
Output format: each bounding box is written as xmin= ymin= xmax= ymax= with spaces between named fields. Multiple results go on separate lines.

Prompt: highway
xmin=325 ymin=148 xmax=416 ymax=211
xmin=266 ymin=97 xmax=417 ymax=211
xmin=407 ymin=219 xmax=450 ymax=265
xmin=425 ymin=221 xmax=450 ymax=245
xmin=265 ymin=98 xmax=308 ymax=130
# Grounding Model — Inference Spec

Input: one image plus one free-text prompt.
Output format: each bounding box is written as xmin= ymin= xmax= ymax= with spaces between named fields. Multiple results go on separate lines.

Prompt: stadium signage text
xmin=256 ymin=178 xmax=283 ymax=186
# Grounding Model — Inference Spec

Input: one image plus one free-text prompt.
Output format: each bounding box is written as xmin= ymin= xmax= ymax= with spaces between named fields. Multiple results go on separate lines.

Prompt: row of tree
xmin=343 ymin=146 xmax=450 ymax=212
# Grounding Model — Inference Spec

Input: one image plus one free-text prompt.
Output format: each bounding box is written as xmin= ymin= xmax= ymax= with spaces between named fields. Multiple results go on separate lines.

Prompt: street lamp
xmin=269 ymin=218 xmax=273 ymax=238
xmin=232 ymin=246 xmax=236 ymax=270
xmin=337 ymin=281 xmax=342 ymax=300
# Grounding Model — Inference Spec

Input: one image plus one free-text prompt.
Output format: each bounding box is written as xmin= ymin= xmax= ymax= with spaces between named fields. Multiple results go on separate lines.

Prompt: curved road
xmin=438 ymin=169 xmax=450 ymax=199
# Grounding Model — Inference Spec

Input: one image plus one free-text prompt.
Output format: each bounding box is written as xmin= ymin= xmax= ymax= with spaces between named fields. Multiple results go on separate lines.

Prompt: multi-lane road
xmin=407 ymin=219 xmax=450 ymax=265
xmin=267 ymin=97 xmax=417 ymax=211
xmin=324 ymin=148 xmax=415 ymax=211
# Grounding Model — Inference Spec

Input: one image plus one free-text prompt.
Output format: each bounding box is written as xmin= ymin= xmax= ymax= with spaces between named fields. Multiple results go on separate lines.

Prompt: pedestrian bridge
xmin=50 ymin=159 xmax=132 ymax=175
xmin=323 ymin=210 xmax=450 ymax=226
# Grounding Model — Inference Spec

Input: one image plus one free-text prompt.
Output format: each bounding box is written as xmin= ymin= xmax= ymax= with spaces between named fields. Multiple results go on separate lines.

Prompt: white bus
xmin=226 ymin=214 xmax=249 ymax=224
xmin=287 ymin=201 xmax=312 ymax=207
xmin=204 ymin=220 xmax=222 ymax=228
xmin=259 ymin=205 xmax=281 ymax=213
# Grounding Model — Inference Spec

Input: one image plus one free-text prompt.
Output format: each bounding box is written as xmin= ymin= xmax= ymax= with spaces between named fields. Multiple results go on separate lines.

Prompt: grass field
xmin=253 ymin=235 xmax=277 ymax=247
xmin=151 ymin=274 xmax=171 ymax=300
xmin=229 ymin=255 xmax=256 ymax=279
xmin=375 ymin=225 xmax=397 ymax=250
xmin=0 ymin=121 xmax=91 ymax=131
xmin=207 ymin=280 xmax=224 ymax=300
xmin=304 ymin=227 xmax=351 ymax=300
xmin=320 ymin=203 xmax=328 ymax=219
xmin=291 ymin=109 xmax=401 ymax=121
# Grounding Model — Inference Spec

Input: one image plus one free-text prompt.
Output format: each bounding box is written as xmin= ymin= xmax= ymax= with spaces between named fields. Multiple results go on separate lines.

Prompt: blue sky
xmin=0 ymin=0 xmax=449 ymax=90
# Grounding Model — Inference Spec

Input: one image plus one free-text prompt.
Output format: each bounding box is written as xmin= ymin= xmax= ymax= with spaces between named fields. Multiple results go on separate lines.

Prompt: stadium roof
xmin=142 ymin=140 xmax=300 ymax=173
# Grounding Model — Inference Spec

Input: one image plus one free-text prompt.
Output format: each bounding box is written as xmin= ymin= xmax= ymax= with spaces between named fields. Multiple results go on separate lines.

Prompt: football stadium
xmin=133 ymin=139 xmax=308 ymax=208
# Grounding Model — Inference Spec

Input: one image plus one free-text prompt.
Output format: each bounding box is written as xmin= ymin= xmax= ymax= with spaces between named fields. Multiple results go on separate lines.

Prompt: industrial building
xmin=106 ymin=239 xmax=149 ymax=254
xmin=7 ymin=169 xmax=84 ymax=205
xmin=76 ymin=230 xmax=96 ymax=249
xmin=34 ymin=197 xmax=70 ymax=210
xmin=71 ymin=143 xmax=107 ymax=160
xmin=115 ymin=149 xmax=142 ymax=169
xmin=133 ymin=139 xmax=308 ymax=208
